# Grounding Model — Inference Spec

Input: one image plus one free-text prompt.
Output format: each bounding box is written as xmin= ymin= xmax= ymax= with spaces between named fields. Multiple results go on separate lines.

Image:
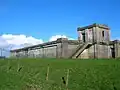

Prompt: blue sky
xmin=0 ymin=0 xmax=120 ymax=42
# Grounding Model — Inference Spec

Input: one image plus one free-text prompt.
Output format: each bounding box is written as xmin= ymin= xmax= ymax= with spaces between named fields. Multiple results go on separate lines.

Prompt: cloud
xmin=2 ymin=34 xmax=43 ymax=45
xmin=0 ymin=36 xmax=9 ymax=48
xmin=0 ymin=34 xmax=44 ymax=50
xmin=49 ymin=35 xmax=75 ymax=41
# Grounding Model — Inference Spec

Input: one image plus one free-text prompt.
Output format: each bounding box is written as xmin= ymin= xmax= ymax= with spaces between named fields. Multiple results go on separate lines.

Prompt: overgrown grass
xmin=0 ymin=58 xmax=120 ymax=90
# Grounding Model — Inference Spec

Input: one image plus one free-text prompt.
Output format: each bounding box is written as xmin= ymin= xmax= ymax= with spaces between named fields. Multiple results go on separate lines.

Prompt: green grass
xmin=0 ymin=58 xmax=120 ymax=90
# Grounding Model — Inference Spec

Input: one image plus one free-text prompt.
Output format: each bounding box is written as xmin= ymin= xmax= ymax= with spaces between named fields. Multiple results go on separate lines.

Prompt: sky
xmin=0 ymin=0 xmax=120 ymax=55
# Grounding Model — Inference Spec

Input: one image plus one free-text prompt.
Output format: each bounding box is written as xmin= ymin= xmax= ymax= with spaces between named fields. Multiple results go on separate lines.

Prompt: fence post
xmin=46 ymin=64 xmax=50 ymax=81
xmin=66 ymin=69 xmax=69 ymax=90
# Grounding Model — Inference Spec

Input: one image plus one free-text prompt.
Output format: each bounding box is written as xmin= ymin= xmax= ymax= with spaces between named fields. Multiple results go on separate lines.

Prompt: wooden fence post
xmin=46 ymin=64 xmax=50 ymax=81
xmin=66 ymin=69 xmax=69 ymax=90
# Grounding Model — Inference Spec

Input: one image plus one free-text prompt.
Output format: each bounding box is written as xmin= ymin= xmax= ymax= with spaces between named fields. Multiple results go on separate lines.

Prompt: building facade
xmin=10 ymin=23 xmax=120 ymax=59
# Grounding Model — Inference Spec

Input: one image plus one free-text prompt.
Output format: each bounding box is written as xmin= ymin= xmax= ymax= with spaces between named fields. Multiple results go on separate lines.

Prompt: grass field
xmin=0 ymin=58 xmax=120 ymax=90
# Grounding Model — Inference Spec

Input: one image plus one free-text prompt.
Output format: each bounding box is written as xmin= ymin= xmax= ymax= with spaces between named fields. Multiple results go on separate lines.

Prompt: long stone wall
xmin=11 ymin=43 xmax=62 ymax=58
xmin=10 ymin=38 xmax=118 ymax=59
xmin=10 ymin=39 xmax=80 ymax=58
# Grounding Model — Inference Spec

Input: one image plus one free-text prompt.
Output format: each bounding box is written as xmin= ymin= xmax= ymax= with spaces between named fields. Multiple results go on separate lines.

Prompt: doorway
xmin=111 ymin=48 xmax=115 ymax=58
xmin=82 ymin=33 xmax=85 ymax=42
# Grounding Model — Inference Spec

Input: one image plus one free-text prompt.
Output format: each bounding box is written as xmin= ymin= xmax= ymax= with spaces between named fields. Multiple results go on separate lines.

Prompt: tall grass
xmin=0 ymin=58 xmax=120 ymax=90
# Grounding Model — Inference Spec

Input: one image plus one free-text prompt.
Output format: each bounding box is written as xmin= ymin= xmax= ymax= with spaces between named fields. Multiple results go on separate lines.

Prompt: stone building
xmin=10 ymin=23 xmax=120 ymax=59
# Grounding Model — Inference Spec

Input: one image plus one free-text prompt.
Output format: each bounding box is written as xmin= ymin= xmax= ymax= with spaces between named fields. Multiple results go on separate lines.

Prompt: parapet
xmin=77 ymin=23 xmax=110 ymax=31
xmin=56 ymin=38 xmax=68 ymax=42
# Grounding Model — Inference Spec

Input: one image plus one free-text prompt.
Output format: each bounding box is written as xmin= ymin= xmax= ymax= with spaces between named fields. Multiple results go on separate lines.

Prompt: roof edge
xmin=77 ymin=23 xmax=110 ymax=31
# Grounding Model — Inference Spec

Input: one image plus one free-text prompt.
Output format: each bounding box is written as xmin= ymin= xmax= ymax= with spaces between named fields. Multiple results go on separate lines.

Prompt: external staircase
xmin=70 ymin=42 xmax=92 ymax=59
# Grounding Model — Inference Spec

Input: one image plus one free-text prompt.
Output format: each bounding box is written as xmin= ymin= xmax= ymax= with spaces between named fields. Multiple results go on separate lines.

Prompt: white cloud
xmin=0 ymin=36 xmax=9 ymax=48
xmin=49 ymin=35 xmax=75 ymax=41
xmin=1 ymin=34 xmax=43 ymax=46
xmin=0 ymin=34 xmax=44 ymax=50
xmin=49 ymin=35 xmax=67 ymax=41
